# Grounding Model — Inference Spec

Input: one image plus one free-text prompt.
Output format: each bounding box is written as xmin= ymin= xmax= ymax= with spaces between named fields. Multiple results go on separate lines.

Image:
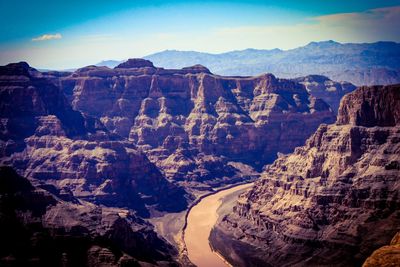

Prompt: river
xmin=184 ymin=183 xmax=254 ymax=267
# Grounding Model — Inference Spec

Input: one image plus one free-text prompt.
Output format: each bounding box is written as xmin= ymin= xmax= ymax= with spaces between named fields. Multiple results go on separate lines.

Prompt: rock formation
xmin=56 ymin=59 xmax=335 ymax=184
xmin=0 ymin=166 xmax=179 ymax=266
xmin=0 ymin=59 xmax=337 ymax=265
xmin=293 ymin=75 xmax=356 ymax=113
xmin=211 ymin=84 xmax=400 ymax=266
xmin=0 ymin=62 xmax=188 ymax=218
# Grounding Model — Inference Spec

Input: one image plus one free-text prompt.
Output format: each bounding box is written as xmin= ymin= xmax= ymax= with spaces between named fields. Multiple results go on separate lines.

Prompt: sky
xmin=1 ymin=0 xmax=400 ymax=69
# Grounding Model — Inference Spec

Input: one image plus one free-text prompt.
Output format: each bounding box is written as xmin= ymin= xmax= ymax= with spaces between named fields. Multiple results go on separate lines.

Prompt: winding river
xmin=184 ymin=183 xmax=254 ymax=267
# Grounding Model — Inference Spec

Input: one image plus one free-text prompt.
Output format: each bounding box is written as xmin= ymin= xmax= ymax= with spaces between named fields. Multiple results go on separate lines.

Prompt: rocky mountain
xmin=293 ymin=75 xmax=357 ymax=113
xmin=55 ymin=58 xmax=335 ymax=187
xmin=0 ymin=166 xmax=180 ymax=266
xmin=210 ymin=84 xmax=400 ymax=266
xmin=141 ymin=41 xmax=400 ymax=86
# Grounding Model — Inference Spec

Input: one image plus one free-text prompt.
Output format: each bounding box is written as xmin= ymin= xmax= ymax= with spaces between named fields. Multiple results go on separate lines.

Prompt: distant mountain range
xmin=96 ymin=40 xmax=400 ymax=86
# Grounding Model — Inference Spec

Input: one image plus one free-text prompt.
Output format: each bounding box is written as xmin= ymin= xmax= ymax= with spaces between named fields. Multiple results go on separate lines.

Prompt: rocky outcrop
xmin=294 ymin=75 xmax=356 ymax=113
xmin=0 ymin=62 xmax=91 ymax=155
xmin=363 ymin=232 xmax=400 ymax=267
xmin=337 ymin=85 xmax=400 ymax=127
xmin=0 ymin=166 xmax=179 ymax=266
xmin=115 ymin=58 xmax=155 ymax=69
xmin=0 ymin=62 xmax=188 ymax=218
xmin=211 ymin=84 xmax=400 ymax=266
xmin=57 ymin=59 xmax=335 ymax=184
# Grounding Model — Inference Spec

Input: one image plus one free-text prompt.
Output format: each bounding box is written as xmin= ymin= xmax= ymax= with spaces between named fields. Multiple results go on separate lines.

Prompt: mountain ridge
xmin=142 ymin=41 xmax=400 ymax=86
xmin=92 ymin=41 xmax=400 ymax=86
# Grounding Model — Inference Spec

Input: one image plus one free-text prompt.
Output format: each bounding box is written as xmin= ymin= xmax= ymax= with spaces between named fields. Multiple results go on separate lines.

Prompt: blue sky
xmin=1 ymin=0 xmax=400 ymax=69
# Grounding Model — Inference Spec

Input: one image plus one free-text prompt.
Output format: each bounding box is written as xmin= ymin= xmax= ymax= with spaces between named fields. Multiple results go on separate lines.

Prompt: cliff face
xmin=294 ymin=75 xmax=356 ymax=113
xmin=337 ymin=85 xmax=400 ymax=127
xmin=0 ymin=62 xmax=188 ymax=218
xmin=0 ymin=166 xmax=179 ymax=266
xmin=211 ymin=84 xmax=400 ymax=266
xmin=0 ymin=62 xmax=91 ymax=155
xmin=58 ymin=60 xmax=335 ymax=183
xmin=0 ymin=59 xmax=336 ymax=264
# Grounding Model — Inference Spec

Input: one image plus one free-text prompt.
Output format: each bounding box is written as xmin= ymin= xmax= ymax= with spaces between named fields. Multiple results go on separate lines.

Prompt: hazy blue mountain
xmin=142 ymin=41 xmax=400 ymax=86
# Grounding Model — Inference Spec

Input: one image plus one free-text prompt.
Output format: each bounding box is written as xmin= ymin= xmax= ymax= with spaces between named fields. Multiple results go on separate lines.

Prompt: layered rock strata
xmin=57 ymin=59 xmax=335 ymax=183
xmin=211 ymin=84 xmax=400 ymax=266
xmin=0 ymin=62 xmax=188 ymax=217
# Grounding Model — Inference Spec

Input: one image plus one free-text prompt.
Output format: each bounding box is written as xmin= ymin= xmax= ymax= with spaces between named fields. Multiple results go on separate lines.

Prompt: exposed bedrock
xmin=57 ymin=59 xmax=335 ymax=183
xmin=0 ymin=62 xmax=188 ymax=217
xmin=211 ymin=84 xmax=400 ymax=267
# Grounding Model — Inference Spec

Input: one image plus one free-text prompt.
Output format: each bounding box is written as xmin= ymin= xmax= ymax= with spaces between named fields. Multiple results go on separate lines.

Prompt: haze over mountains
xmin=95 ymin=41 xmax=400 ymax=87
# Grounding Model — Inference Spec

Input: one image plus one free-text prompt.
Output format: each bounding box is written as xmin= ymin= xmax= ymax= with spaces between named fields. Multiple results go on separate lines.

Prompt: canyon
xmin=49 ymin=58 xmax=336 ymax=186
xmin=0 ymin=59 xmax=336 ymax=266
xmin=0 ymin=58 xmax=398 ymax=267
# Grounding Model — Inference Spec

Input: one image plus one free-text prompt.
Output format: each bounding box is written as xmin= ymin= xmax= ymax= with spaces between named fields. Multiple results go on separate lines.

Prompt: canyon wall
xmin=211 ymin=84 xmax=400 ymax=267
xmin=57 ymin=59 xmax=335 ymax=185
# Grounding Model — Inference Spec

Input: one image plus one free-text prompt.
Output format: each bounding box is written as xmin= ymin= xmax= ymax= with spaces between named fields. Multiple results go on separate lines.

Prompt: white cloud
xmin=32 ymin=33 xmax=62 ymax=41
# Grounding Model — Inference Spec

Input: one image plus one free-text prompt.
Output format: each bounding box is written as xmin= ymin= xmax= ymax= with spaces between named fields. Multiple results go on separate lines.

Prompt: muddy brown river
xmin=184 ymin=183 xmax=254 ymax=267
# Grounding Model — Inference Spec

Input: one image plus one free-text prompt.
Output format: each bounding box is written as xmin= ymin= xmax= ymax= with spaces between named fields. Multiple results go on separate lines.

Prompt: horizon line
xmin=5 ymin=39 xmax=400 ymax=71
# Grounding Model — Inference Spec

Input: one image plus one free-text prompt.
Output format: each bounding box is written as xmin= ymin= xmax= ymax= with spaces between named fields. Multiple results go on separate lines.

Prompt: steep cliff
xmin=58 ymin=59 xmax=335 ymax=184
xmin=0 ymin=62 xmax=188 ymax=217
xmin=211 ymin=84 xmax=400 ymax=266
xmin=0 ymin=62 xmax=91 ymax=156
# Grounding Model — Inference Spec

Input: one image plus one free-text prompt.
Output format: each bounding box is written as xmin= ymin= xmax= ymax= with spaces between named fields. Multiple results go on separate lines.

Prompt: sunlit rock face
xmin=58 ymin=59 xmax=335 ymax=184
xmin=0 ymin=62 xmax=188 ymax=218
xmin=211 ymin=84 xmax=400 ymax=267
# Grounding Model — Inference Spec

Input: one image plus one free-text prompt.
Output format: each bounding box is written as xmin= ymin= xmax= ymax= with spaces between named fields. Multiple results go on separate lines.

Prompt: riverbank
xmin=148 ymin=180 xmax=256 ymax=266
xmin=184 ymin=182 xmax=254 ymax=267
